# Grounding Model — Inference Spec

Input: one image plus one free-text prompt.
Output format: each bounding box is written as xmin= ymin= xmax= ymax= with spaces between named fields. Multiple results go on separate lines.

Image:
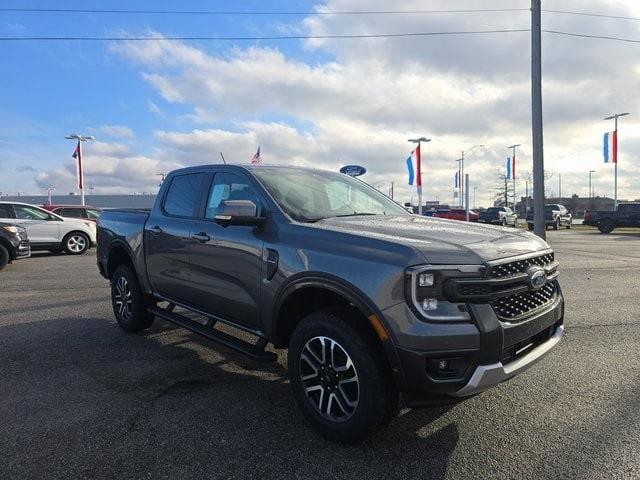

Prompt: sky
xmin=1 ymin=0 xmax=640 ymax=206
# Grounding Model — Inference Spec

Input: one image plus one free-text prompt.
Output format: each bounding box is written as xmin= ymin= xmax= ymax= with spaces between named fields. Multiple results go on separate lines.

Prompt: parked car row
xmin=0 ymin=201 xmax=101 ymax=271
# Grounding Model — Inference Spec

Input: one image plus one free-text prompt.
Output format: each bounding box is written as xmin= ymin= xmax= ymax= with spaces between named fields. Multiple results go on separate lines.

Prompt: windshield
xmin=251 ymin=167 xmax=408 ymax=222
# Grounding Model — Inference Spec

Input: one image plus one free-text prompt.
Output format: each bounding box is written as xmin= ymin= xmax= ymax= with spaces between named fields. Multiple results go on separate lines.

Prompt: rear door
xmin=12 ymin=205 xmax=62 ymax=244
xmin=145 ymin=172 xmax=210 ymax=301
xmin=188 ymin=170 xmax=266 ymax=328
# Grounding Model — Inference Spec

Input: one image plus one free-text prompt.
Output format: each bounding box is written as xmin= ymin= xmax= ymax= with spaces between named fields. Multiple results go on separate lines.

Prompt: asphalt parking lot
xmin=1 ymin=229 xmax=639 ymax=480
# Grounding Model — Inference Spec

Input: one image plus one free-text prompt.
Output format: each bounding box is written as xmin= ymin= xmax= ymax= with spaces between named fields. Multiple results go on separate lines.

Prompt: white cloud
xmin=36 ymin=0 xmax=640 ymax=203
xmin=99 ymin=125 xmax=135 ymax=139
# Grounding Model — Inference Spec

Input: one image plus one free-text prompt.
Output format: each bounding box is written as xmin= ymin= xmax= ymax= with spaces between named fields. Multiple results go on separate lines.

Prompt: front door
xmin=12 ymin=204 xmax=62 ymax=245
xmin=145 ymin=172 xmax=210 ymax=302
xmin=189 ymin=171 xmax=265 ymax=329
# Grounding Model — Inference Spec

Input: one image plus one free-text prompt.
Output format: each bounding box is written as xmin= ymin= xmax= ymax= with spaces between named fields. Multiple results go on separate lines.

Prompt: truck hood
xmin=314 ymin=215 xmax=550 ymax=264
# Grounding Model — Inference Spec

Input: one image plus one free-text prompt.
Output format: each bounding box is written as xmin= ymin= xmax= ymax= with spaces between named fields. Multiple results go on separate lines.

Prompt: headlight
xmin=405 ymin=265 xmax=484 ymax=322
xmin=2 ymin=225 xmax=24 ymax=234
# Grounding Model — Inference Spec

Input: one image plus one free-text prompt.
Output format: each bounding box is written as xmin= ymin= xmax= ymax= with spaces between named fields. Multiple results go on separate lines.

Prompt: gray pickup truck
xmin=97 ymin=164 xmax=564 ymax=442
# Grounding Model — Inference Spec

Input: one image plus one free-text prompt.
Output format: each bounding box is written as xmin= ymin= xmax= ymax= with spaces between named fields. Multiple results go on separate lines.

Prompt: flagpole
xmin=65 ymin=133 xmax=94 ymax=207
xmin=408 ymin=136 xmax=431 ymax=215
xmin=614 ymin=116 xmax=618 ymax=209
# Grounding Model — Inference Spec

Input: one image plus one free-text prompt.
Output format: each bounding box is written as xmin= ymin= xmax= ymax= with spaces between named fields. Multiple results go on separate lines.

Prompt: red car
xmin=42 ymin=204 xmax=102 ymax=222
xmin=432 ymin=208 xmax=479 ymax=222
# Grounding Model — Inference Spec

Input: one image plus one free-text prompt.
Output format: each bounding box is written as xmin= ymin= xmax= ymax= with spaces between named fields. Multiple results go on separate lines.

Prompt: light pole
xmin=531 ymin=0 xmax=545 ymax=239
xmin=44 ymin=187 xmax=55 ymax=206
xmin=604 ymin=112 xmax=629 ymax=209
xmin=588 ymin=170 xmax=596 ymax=210
xmin=456 ymin=144 xmax=484 ymax=208
xmin=65 ymin=134 xmax=95 ymax=206
xmin=408 ymin=137 xmax=431 ymax=215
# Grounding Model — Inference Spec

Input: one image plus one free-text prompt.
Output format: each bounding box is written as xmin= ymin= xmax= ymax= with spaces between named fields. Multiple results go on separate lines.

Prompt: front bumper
xmin=15 ymin=243 xmax=31 ymax=259
xmin=382 ymin=286 xmax=564 ymax=401
xmin=453 ymin=324 xmax=563 ymax=396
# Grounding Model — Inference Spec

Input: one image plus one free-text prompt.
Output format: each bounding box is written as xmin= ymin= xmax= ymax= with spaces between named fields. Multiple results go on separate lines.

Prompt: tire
xmin=501 ymin=218 xmax=507 ymax=227
xmin=288 ymin=311 xmax=399 ymax=444
xmin=62 ymin=232 xmax=90 ymax=255
xmin=0 ymin=244 xmax=9 ymax=271
xmin=566 ymin=219 xmax=572 ymax=230
xmin=111 ymin=264 xmax=154 ymax=332
xmin=528 ymin=223 xmax=534 ymax=231
xmin=553 ymin=219 xmax=560 ymax=230
xmin=598 ymin=220 xmax=615 ymax=234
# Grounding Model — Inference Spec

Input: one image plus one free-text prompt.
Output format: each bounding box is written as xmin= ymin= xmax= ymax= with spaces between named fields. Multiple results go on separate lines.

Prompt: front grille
xmin=489 ymin=252 xmax=555 ymax=278
xmin=492 ymin=281 xmax=557 ymax=321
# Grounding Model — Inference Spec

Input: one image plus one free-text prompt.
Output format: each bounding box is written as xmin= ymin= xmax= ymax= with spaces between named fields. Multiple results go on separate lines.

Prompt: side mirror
xmin=214 ymin=200 xmax=265 ymax=227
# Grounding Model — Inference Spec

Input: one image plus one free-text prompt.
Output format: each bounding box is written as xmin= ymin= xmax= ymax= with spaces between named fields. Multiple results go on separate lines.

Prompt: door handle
xmin=192 ymin=232 xmax=211 ymax=243
xmin=149 ymin=225 xmax=163 ymax=235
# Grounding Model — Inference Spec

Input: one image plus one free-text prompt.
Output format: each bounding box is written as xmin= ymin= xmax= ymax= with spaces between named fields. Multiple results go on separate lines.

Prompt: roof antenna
xmin=219 ymin=151 xmax=227 ymax=164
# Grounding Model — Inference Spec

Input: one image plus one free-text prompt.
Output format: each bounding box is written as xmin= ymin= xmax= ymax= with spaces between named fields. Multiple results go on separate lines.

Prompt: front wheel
xmin=0 ymin=244 xmax=9 ymax=271
xmin=63 ymin=232 xmax=90 ymax=255
xmin=553 ymin=219 xmax=560 ymax=230
xmin=288 ymin=311 xmax=399 ymax=443
xmin=111 ymin=264 xmax=154 ymax=332
xmin=501 ymin=218 xmax=507 ymax=227
xmin=566 ymin=219 xmax=572 ymax=229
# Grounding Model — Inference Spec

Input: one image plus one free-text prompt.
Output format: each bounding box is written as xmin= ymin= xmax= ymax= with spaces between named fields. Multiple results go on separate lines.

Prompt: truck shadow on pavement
xmin=1 ymin=315 xmax=459 ymax=479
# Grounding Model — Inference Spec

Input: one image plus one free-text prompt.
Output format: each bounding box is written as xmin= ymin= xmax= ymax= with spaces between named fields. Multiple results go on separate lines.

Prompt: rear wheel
xmin=598 ymin=220 xmax=615 ymax=234
xmin=111 ymin=264 xmax=154 ymax=332
xmin=288 ymin=311 xmax=398 ymax=443
xmin=0 ymin=244 xmax=9 ymax=271
xmin=62 ymin=232 xmax=90 ymax=255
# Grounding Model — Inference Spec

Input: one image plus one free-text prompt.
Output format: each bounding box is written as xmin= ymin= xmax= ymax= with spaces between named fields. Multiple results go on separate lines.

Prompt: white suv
xmin=0 ymin=202 xmax=96 ymax=255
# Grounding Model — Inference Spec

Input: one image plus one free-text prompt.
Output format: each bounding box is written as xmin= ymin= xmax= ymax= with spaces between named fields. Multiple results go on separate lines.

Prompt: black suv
xmin=0 ymin=222 xmax=31 ymax=270
xmin=97 ymin=165 xmax=564 ymax=442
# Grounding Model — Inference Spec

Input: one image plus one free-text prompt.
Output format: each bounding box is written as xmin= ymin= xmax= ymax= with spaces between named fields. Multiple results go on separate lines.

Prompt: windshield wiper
xmin=333 ymin=213 xmax=379 ymax=218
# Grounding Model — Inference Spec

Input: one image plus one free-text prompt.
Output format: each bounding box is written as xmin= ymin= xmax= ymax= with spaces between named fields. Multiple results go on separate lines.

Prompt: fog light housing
xmin=422 ymin=298 xmax=438 ymax=311
xmin=427 ymin=357 xmax=470 ymax=379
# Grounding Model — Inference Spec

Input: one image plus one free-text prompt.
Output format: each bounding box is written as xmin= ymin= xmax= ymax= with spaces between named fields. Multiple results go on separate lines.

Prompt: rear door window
xmin=163 ymin=173 xmax=208 ymax=218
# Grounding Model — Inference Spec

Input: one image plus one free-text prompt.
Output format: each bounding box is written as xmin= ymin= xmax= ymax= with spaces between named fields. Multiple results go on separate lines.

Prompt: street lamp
xmin=588 ymin=170 xmax=596 ymax=210
xmin=65 ymin=134 xmax=95 ymax=206
xmin=455 ymin=144 xmax=484 ymax=208
xmin=408 ymin=137 xmax=431 ymax=215
xmin=44 ymin=187 xmax=55 ymax=206
xmin=473 ymin=186 xmax=478 ymax=209
xmin=603 ymin=112 xmax=629 ymax=209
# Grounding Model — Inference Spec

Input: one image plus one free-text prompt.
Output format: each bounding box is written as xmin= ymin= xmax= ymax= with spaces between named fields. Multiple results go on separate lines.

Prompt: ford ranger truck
xmin=97 ymin=165 xmax=564 ymax=443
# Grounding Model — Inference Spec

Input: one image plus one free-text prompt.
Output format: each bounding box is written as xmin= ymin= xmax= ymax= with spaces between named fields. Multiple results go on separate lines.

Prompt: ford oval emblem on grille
xmin=527 ymin=266 xmax=547 ymax=290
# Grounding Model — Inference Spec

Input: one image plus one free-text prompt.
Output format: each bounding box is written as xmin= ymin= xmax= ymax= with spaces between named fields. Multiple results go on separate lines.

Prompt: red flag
xmin=612 ymin=130 xmax=618 ymax=163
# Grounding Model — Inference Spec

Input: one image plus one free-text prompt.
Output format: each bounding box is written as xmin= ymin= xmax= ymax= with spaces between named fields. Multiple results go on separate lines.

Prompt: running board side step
xmin=148 ymin=305 xmax=277 ymax=363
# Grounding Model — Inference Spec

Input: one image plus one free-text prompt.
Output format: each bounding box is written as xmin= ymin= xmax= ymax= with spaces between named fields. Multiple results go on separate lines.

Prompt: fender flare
xmin=271 ymin=273 xmax=406 ymax=386
xmin=105 ymin=240 xmax=151 ymax=293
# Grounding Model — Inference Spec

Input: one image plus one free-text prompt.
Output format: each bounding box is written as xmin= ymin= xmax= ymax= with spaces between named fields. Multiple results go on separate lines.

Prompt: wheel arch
xmin=271 ymin=274 xmax=404 ymax=386
xmin=106 ymin=240 xmax=136 ymax=279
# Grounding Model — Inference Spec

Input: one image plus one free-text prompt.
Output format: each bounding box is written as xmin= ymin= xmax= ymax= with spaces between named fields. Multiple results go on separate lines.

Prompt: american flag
xmin=250 ymin=146 xmax=261 ymax=165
